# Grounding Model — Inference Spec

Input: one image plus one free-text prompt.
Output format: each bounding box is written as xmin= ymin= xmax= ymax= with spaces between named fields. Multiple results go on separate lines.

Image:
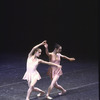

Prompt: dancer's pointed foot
xmin=37 ymin=91 xmax=45 ymax=97
xmin=46 ymin=96 xmax=53 ymax=100
xmin=26 ymin=97 xmax=29 ymax=100
xmin=58 ymin=90 xmax=67 ymax=95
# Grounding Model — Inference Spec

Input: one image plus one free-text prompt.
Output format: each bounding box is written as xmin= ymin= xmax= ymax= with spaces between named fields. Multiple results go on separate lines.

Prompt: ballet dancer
xmin=23 ymin=41 xmax=62 ymax=100
xmin=44 ymin=43 xmax=75 ymax=99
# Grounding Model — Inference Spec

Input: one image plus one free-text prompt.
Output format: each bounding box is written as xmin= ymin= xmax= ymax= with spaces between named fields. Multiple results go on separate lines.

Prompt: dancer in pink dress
xmin=23 ymin=41 xmax=62 ymax=100
xmin=44 ymin=43 xmax=75 ymax=99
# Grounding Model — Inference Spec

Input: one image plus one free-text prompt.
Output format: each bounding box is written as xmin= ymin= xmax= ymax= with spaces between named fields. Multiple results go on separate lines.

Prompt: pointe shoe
xmin=37 ymin=91 xmax=45 ymax=97
xmin=26 ymin=98 xmax=29 ymax=100
xmin=46 ymin=96 xmax=53 ymax=100
xmin=58 ymin=90 xmax=67 ymax=95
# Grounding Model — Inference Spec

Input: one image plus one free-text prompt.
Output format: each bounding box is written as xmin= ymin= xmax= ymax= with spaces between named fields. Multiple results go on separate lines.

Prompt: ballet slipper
xmin=37 ymin=91 xmax=45 ymax=97
xmin=46 ymin=96 xmax=53 ymax=100
xmin=58 ymin=90 xmax=67 ymax=95
xmin=26 ymin=98 xmax=29 ymax=100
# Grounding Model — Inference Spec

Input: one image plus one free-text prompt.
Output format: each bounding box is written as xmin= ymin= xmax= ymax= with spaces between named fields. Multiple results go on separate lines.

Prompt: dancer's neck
xmin=53 ymin=49 xmax=57 ymax=54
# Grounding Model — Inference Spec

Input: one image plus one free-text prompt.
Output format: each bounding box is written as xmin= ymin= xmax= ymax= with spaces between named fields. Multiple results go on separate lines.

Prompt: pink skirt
xmin=47 ymin=66 xmax=63 ymax=79
xmin=23 ymin=70 xmax=41 ymax=83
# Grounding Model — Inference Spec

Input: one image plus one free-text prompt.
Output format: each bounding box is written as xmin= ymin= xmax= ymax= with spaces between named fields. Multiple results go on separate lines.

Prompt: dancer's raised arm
xmin=28 ymin=40 xmax=46 ymax=57
xmin=44 ymin=43 xmax=51 ymax=56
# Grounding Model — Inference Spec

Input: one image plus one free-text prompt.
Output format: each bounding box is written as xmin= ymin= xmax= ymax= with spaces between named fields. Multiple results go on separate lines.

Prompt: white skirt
xmin=23 ymin=70 xmax=41 ymax=83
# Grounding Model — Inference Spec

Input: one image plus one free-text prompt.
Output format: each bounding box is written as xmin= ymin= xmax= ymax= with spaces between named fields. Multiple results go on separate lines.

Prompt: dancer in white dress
xmin=23 ymin=40 xmax=62 ymax=100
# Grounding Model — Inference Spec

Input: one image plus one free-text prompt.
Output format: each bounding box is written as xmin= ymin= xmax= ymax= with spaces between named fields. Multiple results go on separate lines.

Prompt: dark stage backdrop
xmin=0 ymin=0 xmax=98 ymax=60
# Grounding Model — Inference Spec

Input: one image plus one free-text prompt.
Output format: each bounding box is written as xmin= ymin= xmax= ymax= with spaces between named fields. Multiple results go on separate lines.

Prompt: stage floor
xmin=0 ymin=54 xmax=99 ymax=100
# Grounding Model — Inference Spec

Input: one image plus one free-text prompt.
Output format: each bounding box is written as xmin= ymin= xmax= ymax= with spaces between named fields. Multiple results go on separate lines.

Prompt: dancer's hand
xmin=69 ymin=58 xmax=75 ymax=61
xmin=41 ymin=40 xmax=47 ymax=45
xmin=44 ymin=43 xmax=48 ymax=48
xmin=58 ymin=65 xmax=62 ymax=68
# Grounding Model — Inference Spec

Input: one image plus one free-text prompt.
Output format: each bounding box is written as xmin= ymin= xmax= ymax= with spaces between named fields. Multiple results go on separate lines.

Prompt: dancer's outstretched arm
xmin=44 ymin=43 xmax=51 ymax=56
xmin=60 ymin=54 xmax=75 ymax=61
xmin=39 ymin=59 xmax=62 ymax=68
xmin=28 ymin=40 xmax=46 ymax=57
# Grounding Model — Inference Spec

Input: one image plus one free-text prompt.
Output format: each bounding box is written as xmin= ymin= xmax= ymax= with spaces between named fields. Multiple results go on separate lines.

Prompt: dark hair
xmin=54 ymin=43 xmax=61 ymax=49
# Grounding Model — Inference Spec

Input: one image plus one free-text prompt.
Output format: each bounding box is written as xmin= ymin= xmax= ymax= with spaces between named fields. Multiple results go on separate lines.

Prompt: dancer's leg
xmin=46 ymin=75 xmax=59 ymax=99
xmin=54 ymin=82 xmax=66 ymax=95
xmin=26 ymin=78 xmax=37 ymax=100
xmin=33 ymin=87 xmax=45 ymax=97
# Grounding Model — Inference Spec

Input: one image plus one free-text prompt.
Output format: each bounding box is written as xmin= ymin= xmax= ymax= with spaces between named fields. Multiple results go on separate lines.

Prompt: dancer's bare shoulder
xmin=48 ymin=52 xmax=53 ymax=56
